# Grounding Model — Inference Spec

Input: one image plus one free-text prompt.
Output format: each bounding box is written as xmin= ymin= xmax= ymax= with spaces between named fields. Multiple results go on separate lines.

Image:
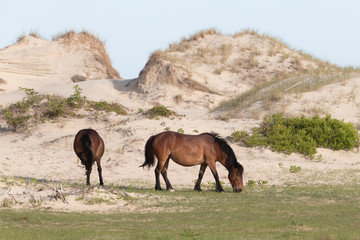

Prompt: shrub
xmin=0 ymin=85 xmax=127 ymax=131
xmin=231 ymin=128 xmax=267 ymax=147
xmin=146 ymin=105 xmax=176 ymax=118
xmin=44 ymin=95 xmax=67 ymax=119
xmin=232 ymin=114 xmax=359 ymax=157
xmin=87 ymin=100 xmax=127 ymax=115
xmin=290 ymin=165 xmax=302 ymax=173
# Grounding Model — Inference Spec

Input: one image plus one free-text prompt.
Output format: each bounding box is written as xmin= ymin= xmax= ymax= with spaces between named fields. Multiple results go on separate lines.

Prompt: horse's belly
xmin=170 ymin=153 xmax=204 ymax=167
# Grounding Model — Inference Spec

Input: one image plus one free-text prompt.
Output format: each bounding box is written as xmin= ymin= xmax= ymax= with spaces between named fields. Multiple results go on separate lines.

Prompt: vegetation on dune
xmin=142 ymin=105 xmax=183 ymax=120
xmin=214 ymin=67 xmax=360 ymax=119
xmin=140 ymin=28 xmax=354 ymax=99
xmin=0 ymin=85 xmax=127 ymax=131
xmin=231 ymin=114 xmax=359 ymax=157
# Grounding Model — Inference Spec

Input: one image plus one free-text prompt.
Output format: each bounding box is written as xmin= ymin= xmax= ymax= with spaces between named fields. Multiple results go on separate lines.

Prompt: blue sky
xmin=1 ymin=0 xmax=359 ymax=79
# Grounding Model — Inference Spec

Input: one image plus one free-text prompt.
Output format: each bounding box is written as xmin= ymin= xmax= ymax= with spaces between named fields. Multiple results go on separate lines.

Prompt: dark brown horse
xmin=74 ymin=129 xmax=105 ymax=186
xmin=140 ymin=131 xmax=244 ymax=192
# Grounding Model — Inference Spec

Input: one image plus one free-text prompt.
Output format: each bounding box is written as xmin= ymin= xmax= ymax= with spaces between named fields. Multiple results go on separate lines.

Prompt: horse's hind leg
xmin=86 ymin=164 xmax=92 ymax=186
xmin=161 ymin=158 xmax=174 ymax=191
xmin=154 ymin=154 xmax=169 ymax=191
xmin=194 ymin=164 xmax=207 ymax=191
xmin=154 ymin=167 xmax=162 ymax=191
xmin=96 ymin=159 xmax=104 ymax=186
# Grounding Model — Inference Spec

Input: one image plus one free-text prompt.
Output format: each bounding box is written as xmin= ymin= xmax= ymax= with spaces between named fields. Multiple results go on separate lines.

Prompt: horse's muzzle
xmin=233 ymin=188 xmax=243 ymax=193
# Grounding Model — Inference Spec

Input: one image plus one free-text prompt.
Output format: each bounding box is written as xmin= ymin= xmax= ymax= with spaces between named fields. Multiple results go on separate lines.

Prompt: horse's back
xmin=151 ymin=131 xmax=220 ymax=166
xmin=153 ymin=131 xmax=216 ymax=148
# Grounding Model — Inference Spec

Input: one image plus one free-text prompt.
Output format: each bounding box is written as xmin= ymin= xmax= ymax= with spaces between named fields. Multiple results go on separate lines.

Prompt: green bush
xmin=232 ymin=114 xmax=359 ymax=157
xmin=0 ymin=85 xmax=127 ymax=131
xmin=87 ymin=100 xmax=127 ymax=115
xmin=147 ymin=105 xmax=175 ymax=118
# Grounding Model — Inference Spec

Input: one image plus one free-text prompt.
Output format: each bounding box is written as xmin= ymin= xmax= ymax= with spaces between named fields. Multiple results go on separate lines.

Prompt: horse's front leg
xmin=194 ymin=164 xmax=207 ymax=191
xmin=208 ymin=163 xmax=224 ymax=192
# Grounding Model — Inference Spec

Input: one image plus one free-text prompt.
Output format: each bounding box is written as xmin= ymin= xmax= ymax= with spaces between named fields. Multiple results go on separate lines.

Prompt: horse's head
xmin=228 ymin=162 xmax=244 ymax=192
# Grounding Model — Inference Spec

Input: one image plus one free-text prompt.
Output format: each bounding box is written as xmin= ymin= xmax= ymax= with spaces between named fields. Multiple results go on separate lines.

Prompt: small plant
xmin=87 ymin=100 xmax=127 ymax=115
xmin=180 ymin=229 xmax=200 ymax=239
xmin=147 ymin=105 xmax=176 ymax=118
xmin=29 ymin=196 xmax=43 ymax=207
xmin=247 ymin=180 xmax=257 ymax=187
xmin=67 ymin=85 xmax=85 ymax=107
xmin=177 ymin=128 xmax=184 ymax=134
xmin=290 ymin=165 xmax=301 ymax=173
xmin=246 ymin=180 xmax=268 ymax=187
xmin=257 ymin=180 xmax=268 ymax=185
xmin=85 ymin=197 xmax=113 ymax=205
xmin=117 ymin=193 xmax=137 ymax=204
xmin=314 ymin=154 xmax=323 ymax=162
xmin=1 ymin=196 xmax=17 ymax=208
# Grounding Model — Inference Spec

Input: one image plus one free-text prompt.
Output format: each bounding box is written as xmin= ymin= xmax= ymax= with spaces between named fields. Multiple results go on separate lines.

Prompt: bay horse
xmin=140 ymin=131 xmax=244 ymax=192
xmin=74 ymin=129 xmax=104 ymax=186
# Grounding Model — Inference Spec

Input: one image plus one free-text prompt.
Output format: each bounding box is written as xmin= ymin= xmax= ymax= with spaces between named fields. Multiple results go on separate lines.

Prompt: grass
xmin=0 ymin=184 xmax=359 ymax=239
xmin=214 ymin=68 xmax=360 ymax=119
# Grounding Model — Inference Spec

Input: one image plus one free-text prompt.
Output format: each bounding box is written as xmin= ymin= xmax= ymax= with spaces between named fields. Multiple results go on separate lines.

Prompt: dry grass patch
xmin=214 ymin=68 xmax=360 ymax=119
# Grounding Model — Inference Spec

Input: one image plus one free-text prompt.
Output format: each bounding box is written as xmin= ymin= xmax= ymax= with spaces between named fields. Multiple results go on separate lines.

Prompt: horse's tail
xmin=81 ymin=134 xmax=94 ymax=167
xmin=139 ymin=135 xmax=156 ymax=169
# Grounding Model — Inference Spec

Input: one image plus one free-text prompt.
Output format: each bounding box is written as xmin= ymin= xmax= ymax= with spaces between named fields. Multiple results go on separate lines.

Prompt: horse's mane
xmin=205 ymin=132 xmax=243 ymax=172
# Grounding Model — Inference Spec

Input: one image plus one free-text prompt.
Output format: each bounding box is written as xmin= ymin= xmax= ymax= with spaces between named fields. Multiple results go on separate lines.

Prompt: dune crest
xmin=137 ymin=30 xmax=336 ymax=96
xmin=0 ymin=31 xmax=120 ymax=91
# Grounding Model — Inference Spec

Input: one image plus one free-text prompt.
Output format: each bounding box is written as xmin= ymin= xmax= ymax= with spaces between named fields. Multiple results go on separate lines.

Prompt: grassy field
xmin=0 ymin=184 xmax=359 ymax=240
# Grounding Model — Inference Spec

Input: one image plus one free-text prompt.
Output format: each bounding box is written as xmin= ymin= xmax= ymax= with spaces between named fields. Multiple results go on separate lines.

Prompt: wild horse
xmin=74 ymin=129 xmax=105 ymax=186
xmin=140 ymin=131 xmax=244 ymax=192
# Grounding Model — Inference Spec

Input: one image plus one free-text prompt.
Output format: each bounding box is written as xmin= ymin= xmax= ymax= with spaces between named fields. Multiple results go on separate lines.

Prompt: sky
xmin=1 ymin=0 xmax=359 ymax=79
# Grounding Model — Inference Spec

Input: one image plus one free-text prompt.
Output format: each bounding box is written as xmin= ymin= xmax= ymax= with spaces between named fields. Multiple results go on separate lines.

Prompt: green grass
xmin=0 ymin=184 xmax=359 ymax=239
